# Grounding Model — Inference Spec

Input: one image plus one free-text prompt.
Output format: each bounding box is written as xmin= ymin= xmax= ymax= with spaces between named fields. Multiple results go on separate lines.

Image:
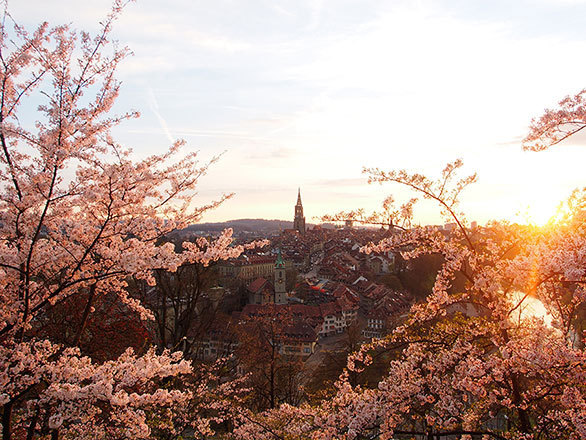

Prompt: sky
xmin=12 ymin=0 xmax=586 ymax=225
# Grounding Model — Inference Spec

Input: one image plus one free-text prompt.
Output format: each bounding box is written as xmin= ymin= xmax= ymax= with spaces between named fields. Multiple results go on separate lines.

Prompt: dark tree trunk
xmin=2 ymin=400 xmax=13 ymax=440
xmin=72 ymin=284 xmax=96 ymax=347
xmin=26 ymin=408 xmax=39 ymax=440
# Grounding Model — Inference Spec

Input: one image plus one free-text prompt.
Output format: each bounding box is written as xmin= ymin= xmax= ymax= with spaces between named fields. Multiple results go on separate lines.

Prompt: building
xmin=247 ymin=277 xmax=275 ymax=305
xmin=274 ymin=249 xmax=287 ymax=304
xmin=248 ymin=251 xmax=288 ymax=305
xmin=195 ymin=315 xmax=238 ymax=360
xmin=217 ymin=255 xmax=293 ymax=281
xmin=279 ymin=321 xmax=317 ymax=357
xmin=293 ymin=188 xmax=306 ymax=234
xmin=362 ymin=307 xmax=387 ymax=339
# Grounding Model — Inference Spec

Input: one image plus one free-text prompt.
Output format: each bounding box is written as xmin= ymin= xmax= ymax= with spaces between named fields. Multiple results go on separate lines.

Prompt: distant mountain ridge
xmin=181 ymin=218 xmax=314 ymax=234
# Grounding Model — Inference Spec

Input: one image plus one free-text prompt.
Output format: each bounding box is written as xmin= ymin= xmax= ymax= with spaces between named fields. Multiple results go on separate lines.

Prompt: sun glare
xmin=517 ymin=197 xmax=563 ymax=227
xmin=510 ymin=292 xmax=553 ymax=327
xmin=526 ymin=203 xmax=557 ymax=226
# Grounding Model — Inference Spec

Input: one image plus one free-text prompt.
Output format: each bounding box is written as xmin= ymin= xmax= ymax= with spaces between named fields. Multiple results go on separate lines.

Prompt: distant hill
xmin=179 ymin=218 xmax=315 ymax=235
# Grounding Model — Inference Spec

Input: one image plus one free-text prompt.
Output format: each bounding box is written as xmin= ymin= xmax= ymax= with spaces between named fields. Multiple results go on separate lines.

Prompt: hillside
xmin=181 ymin=218 xmax=301 ymax=235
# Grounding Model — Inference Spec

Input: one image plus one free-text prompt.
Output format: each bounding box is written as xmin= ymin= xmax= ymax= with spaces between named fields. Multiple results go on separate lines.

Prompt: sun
xmin=525 ymin=202 xmax=557 ymax=226
xmin=517 ymin=197 xmax=562 ymax=227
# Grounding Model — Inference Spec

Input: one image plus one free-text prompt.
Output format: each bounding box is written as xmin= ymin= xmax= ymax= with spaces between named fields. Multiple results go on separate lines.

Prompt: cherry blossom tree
xmin=234 ymin=307 xmax=306 ymax=411
xmin=234 ymin=165 xmax=585 ymax=438
xmin=524 ymin=88 xmax=586 ymax=151
xmin=130 ymin=254 xmax=225 ymax=359
xmin=32 ymin=288 xmax=153 ymax=362
xmin=0 ymin=3 xmax=266 ymax=439
xmin=321 ymin=195 xmax=417 ymax=230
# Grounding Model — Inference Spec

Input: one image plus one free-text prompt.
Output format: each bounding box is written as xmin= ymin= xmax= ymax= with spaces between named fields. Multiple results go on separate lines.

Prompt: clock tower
xmin=274 ymin=249 xmax=287 ymax=304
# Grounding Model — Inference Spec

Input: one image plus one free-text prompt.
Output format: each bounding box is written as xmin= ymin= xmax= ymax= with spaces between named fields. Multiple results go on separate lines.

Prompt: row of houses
xmin=299 ymin=276 xmax=412 ymax=339
xmin=196 ymin=289 xmax=361 ymax=361
xmin=216 ymin=254 xmax=294 ymax=280
xmin=199 ymin=227 xmax=412 ymax=362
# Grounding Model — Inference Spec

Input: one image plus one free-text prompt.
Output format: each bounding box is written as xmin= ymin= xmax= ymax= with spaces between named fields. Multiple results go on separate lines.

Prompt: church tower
xmin=274 ymin=249 xmax=287 ymax=304
xmin=293 ymin=188 xmax=306 ymax=234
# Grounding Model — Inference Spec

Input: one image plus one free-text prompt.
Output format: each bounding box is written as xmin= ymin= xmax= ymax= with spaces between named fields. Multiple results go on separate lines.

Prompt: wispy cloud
xmin=147 ymin=87 xmax=175 ymax=143
xmin=246 ymin=147 xmax=297 ymax=161
xmin=313 ymin=177 xmax=366 ymax=187
xmin=126 ymin=126 xmax=274 ymax=143
xmin=495 ymin=136 xmax=524 ymax=147
xmin=307 ymin=0 xmax=324 ymax=30
xmin=268 ymin=3 xmax=296 ymax=17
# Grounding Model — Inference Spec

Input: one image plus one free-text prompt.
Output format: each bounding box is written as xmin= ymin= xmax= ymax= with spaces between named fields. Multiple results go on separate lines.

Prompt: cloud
xmin=125 ymin=125 xmax=273 ymax=143
xmin=245 ymin=147 xmax=297 ymax=161
xmin=268 ymin=3 xmax=296 ymax=17
xmin=495 ymin=136 xmax=524 ymax=147
xmin=312 ymin=177 xmax=366 ymax=187
xmin=147 ymin=87 xmax=175 ymax=143
xmin=529 ymin=0 xmax=586 ymax=4
xmin=307 ymin=0 xmax=324 ymax=30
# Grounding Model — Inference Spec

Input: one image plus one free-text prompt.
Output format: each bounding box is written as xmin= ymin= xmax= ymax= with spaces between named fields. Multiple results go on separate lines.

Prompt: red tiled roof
xmin=364 ymin=285 xmax=388 ymax=299
xmin=247 ymin=277 xmax=270 ymax=293
xmin=247 ymin=256 xmax=276 ymax=264
xmin=354 ymin=279 xmax=375 ymax=292
xmin=283 ymin=321 xmax=317 ymax=342
xmin=287 ymin=304 xmax=321 ymax=317
xmin=367 ymin=306 xmax=388 ymax=320
xmin=332 ymin=285 xmax=359 ymax=302
xmin=319 ymin=301 xmax=341 ymax=317
xmin=336 ymin=296 xmax=359 ymax=311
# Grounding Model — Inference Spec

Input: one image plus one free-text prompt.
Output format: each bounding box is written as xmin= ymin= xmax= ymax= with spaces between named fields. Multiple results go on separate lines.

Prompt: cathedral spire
xmin=293 ymin=188 xmax=306 ymax=234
